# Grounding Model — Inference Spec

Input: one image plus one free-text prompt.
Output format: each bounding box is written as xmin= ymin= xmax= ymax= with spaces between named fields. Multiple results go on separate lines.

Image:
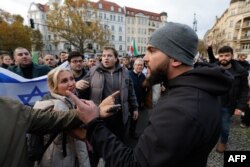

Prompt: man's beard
xmin=143 ymin=61 xmax=168 ymax=88
xmin=219 ymin=59 xmax=232 ymax=67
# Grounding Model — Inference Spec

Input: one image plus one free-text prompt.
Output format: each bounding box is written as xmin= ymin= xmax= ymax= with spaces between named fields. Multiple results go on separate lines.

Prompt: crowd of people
xmin=0 ymin=21 xmax=250 ymax=167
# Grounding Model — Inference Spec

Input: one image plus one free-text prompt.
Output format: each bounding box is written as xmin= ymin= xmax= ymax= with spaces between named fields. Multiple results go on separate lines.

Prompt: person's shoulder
xmin=89 ymin=65 xmax=99 ymax=73
xmin=8 ymin=65 xmax=18 ymax=71
xmin=129 ymin=70 xmax=134 ymax=75
xmin=0 ymin=96 xmax=31 ymax=113
xmin=35 ymin=64 xmax=51 ymax=70
xmin=33 ymin=100 xmax=54 ymax=109
xmin=232 ymin=60 xmax=248 ymax=74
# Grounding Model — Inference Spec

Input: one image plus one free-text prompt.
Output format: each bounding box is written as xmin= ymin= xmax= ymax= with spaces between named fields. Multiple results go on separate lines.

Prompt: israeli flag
xmin=0 ymin=62 xmax=69 ymax=106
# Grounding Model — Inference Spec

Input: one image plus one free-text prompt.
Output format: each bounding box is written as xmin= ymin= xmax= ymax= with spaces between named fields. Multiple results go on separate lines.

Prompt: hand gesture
xmin=66 ymin=90 xmax=99 ymax=124
xmin=99 ymin=91 xmax=120 ymax=117
xmin=76 ymin=80 xmax=89 ymax=90
xmin=133 ymin=110 xmax=139 ymax=120
xmin=234 ymin=109 xmax=242 ymax=116
xmin=206 ymin=40 xmax=213 ymax=49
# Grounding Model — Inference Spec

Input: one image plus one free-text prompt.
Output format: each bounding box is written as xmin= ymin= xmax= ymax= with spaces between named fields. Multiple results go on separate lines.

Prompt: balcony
xmin=233 ymin=37 xmax=238 ymax=41
xmin=240 ymin=36 xmax=250 ymax=41
xmin=235 ymin=24 xmax=241 ymax=29
xmin=242 ymin=23 xmax=250 ymax=29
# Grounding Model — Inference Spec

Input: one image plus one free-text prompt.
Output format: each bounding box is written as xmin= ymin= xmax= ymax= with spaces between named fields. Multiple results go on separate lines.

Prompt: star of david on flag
xmin=0 ymin=62 xmax=69 ymax=106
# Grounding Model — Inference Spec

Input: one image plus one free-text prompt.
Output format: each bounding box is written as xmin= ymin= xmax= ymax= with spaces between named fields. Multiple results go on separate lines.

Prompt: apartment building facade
xmin=96 ymin=0 xmax=126 ymax=55
xmin=125 ymin=7 xmax=167 ymax=55
xmin=205 ymin=0 xmax=250 ymax=57
xmin=28 ymin=0 xmax=167 ymax=56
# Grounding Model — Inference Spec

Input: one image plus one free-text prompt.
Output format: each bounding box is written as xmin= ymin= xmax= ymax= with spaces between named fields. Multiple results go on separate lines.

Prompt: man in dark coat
xmin=68 ymin=22 xmax=233 ymax=167
xmin=8 ymin=47 xmax=50 ymax=79
xmin=129 ymin=58 xmax=146 ymax=138
xmin=207 ymin=45 xmax=249 ymax=153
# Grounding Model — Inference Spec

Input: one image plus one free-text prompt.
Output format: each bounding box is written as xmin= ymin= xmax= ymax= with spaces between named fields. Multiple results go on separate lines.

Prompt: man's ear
xmin=170 ymin=58 xmax=182 ymax=67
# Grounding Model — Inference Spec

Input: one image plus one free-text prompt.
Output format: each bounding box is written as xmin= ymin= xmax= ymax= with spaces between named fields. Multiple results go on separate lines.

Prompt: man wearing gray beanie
xmin=148 ymin=22 xmax=198 ymax=66
xmin=66 ymin=22 xmax=233 ymax=167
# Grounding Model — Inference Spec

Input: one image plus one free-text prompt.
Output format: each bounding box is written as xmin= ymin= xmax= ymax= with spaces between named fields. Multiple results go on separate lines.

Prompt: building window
xmin=99 ymin=13 xmax=102 ymax=19
xmin=104 ymin=13 xmax=106 ymax=20
xmin=229 ymin=20 xmax=233 ymax=28
xmin=110 ymin=6 xmax=114 ymax=11
xmin=127 ymin=37 xmax=130 ymax=42
xmin=112 ymin=35 xmax=115 ymax=41
xmin=119 ymin=45 xmax=122 ymax=50
xmin=118 ymin=8 xmax=122 ymax=13
xmin=127 ymin=46 xmax=130 ymax=52
xmin=127 ymin=27 xmax=130 ymax=34
xmin=121 ymin=16 xmax=123 ymax=22
xmin=49 ymin=44 xmax=52 ymax=51
xmin=118 ymin=16 xmax=120 ymax=22
xmin=111 ymin=25 xmax=115 ymax=31
xmin=99 ymin=3 xmax=102 ymax=9
xmin=113 ymin=15 xmax=116 ymax=21
xmin=228 ymin=32 xmax=232 ymax=39
xmin=231 ymin=9 xmax=236 ymax=16
xmin=119 ymin=36 xmax=122 ymax=41
xmin=119 ymin=26 xmax=122 ymax=32
xmin=247 ymin=30 xmax=250 ymax=37
xmin=127 ymin=18 xmax=130 ymax=24
xmin=48 ymin=35 xmax=51 ymax=40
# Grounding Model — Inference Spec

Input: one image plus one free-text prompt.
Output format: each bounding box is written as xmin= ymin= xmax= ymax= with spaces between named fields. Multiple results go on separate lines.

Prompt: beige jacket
xmin=34 ymin=93 xmax=90 ymax=167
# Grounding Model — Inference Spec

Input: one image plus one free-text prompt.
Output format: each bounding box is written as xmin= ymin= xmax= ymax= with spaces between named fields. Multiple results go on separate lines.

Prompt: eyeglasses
xmin=71 ymin=60 xmax=83 ymax=64
xmin=17 ymin=52 xmax=29 ymax=56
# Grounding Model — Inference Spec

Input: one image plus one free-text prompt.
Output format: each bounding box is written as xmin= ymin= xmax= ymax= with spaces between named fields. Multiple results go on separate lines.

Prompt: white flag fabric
xmin=0 ymin=62 xmax=69 ymax=106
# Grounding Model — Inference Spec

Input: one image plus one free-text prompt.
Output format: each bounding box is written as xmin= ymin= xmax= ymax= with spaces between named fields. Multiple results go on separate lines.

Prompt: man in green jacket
xmin=0 ymin=97 xmax=81 ymax=167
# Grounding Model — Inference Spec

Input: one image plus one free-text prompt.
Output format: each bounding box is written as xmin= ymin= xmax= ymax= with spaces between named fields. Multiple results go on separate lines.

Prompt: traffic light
xmin=30 ymin=18 xmax=34 ymax=29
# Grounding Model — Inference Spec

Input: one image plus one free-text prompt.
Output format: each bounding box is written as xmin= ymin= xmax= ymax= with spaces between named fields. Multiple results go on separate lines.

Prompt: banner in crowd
xmin=0 ymin=62 xmax=69 ymax=106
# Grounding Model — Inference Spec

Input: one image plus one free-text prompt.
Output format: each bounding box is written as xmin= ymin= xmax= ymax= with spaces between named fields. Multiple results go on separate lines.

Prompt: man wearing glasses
xmin=68 ymin=51 xmax=88 ymax=82
xmin=68 ymin=51 xmax=89 ymax=100
xmin=8 ymin=47 xmax=50 ymax=79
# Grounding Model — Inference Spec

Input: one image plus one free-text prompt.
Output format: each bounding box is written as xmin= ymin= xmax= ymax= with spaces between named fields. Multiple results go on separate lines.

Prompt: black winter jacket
xmin=86 ymin=66 xmax=233 ymax=167
xmin=207 ymin=47 xmax=249 ymax=112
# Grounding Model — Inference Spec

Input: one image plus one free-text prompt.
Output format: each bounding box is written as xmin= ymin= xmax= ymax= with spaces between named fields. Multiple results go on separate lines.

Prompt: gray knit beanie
xmin=148 ymin=22 xmax=198 ymax=66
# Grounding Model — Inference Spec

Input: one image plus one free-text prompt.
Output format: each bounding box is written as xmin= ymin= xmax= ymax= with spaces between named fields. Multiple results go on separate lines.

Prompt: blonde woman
xmin=34 ymin=68 xmax=119 ymax=167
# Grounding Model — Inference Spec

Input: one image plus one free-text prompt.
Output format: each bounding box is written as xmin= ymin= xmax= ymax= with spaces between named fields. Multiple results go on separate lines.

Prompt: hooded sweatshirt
xmin=85 ymin=65 xmax=233 ymax=167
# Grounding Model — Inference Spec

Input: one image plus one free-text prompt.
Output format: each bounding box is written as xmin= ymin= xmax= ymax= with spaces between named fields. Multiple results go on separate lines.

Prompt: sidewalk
xmin=207 ymin=116 xmax=250 ymax=167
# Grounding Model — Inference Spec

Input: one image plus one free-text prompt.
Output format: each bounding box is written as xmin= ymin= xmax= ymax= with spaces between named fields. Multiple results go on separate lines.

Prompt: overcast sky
xmin=1 ymin=0 xmax=231 ymax=39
